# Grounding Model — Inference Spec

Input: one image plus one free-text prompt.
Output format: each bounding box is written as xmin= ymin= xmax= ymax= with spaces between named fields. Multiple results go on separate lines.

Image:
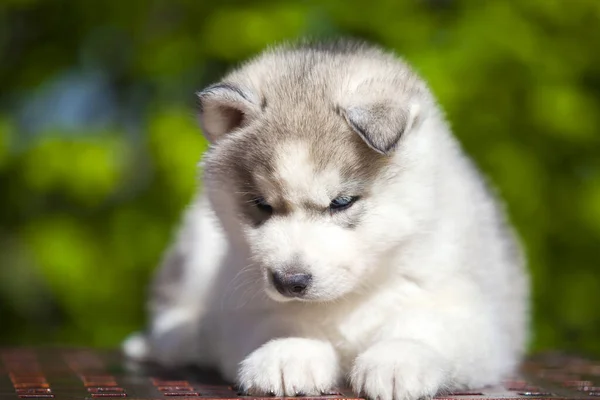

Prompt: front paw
xmin=237 ymin=338 xmax=339 ymax=396
xmin=350 ymin=340 xmax=450 ymax=400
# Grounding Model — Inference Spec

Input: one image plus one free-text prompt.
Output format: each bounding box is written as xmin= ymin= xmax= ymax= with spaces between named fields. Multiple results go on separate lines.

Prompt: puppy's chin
xmin=264 ymin=287 xmax=297 ymax=303
xmin=264 ymin=285 xmax=348 ymax=304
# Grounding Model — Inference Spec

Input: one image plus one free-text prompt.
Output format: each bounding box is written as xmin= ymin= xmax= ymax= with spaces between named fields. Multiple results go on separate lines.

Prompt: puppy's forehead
xmin=264 ymin=140 xmax=340 ymax=205
xmin=210 ymin=104 xmax=391 ymax=205
xmin=252 ymin=132 xmax=388 ymax=202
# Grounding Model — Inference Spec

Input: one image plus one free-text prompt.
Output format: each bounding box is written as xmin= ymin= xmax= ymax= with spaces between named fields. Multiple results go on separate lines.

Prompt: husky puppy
xmin=123 ymin=39 xmax=529 ymax=400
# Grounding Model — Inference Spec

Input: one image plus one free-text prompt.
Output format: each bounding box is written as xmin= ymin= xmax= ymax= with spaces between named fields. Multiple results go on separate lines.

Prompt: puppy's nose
xmin=270 ymin=271 xmax=312 ymax=297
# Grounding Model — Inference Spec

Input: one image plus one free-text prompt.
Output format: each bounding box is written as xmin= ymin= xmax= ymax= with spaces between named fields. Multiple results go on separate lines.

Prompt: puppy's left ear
xmin=342 ymin=101 xmax=423 ymax=155
xmin=196 ymin=83 xmax=260 ymax=143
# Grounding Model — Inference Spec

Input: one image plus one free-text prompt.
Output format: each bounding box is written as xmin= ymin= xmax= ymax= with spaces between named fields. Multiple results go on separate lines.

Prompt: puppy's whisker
xmin=220 ymin=263 xmax=258 ymax=310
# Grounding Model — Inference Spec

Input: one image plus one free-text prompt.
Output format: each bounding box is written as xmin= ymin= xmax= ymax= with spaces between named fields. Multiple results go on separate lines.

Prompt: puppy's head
xmin=199 ymin=40 xmax=438 ymax=302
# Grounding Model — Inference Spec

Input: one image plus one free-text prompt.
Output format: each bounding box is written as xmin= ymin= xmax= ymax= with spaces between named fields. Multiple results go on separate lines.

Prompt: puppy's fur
xmin=123 ymin=39 xmax=530 ymax=400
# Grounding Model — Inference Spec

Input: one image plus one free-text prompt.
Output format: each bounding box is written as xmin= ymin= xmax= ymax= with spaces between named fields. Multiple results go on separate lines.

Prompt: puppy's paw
xmin=350 ymin=340 xmax=450 ymax=400
xmin=238 ymin=338 xmax=339 ymax=396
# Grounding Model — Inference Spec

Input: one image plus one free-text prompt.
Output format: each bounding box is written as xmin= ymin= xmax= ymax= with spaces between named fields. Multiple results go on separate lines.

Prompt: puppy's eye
xmin=329 ymin=195 xmax=359 ymax=212
xmin=253 ymin=197 xmax=273 ymax=213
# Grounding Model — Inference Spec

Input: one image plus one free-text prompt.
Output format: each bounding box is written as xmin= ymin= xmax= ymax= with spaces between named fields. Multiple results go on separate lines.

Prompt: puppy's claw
xmin=320 ymin=390 xmax=341 ymax=396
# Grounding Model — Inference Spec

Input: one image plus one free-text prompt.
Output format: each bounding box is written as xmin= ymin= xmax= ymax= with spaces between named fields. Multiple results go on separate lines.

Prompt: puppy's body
xmin=124 ymin=40 xmax=529 ymax=400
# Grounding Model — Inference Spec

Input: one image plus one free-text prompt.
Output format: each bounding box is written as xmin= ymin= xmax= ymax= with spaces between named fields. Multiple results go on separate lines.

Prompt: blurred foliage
xmin=0 ymin=0 xmax=599 ymax=357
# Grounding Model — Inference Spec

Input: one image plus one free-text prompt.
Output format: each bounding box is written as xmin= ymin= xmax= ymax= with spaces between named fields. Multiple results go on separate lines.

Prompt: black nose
xmin=270 ymin=271 xmax=312 ymax=297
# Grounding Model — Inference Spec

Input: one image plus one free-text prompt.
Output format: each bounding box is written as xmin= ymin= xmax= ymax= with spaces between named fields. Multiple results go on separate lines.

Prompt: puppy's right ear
xmin=196 ymin=83 xmax=260 ymax=143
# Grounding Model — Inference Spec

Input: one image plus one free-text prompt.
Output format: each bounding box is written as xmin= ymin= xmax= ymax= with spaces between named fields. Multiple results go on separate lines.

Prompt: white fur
xmin=238 ymin=338 xmax=339 ymax=396
xmin=123 ymin=41 xmax=529 ymax=400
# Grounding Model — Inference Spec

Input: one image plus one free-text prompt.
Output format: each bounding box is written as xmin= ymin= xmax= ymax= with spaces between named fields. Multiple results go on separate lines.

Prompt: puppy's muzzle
xmin=270 ymin=271 xmax=312 ymax=298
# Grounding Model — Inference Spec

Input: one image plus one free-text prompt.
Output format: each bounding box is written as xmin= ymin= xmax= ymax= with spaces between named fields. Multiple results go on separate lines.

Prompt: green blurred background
xmin=0 ymin=0 xmax=599 ymax=357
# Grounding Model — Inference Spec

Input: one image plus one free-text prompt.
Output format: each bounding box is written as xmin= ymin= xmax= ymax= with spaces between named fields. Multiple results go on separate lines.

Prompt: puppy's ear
xmin=196 ymin=83 xmax=260 ymax=143
xmin=342 ymin=101 xmax=423 ymax=155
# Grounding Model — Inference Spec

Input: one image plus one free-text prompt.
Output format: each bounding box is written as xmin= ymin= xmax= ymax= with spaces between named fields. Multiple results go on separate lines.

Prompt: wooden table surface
xmin=0 ymin=348 xmax=598 ymax=400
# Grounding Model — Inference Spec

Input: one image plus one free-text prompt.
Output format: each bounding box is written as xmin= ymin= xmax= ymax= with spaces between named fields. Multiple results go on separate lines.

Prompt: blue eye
xmin=253 ymin=197 xmax=273 ymax=213
xmin=329 ymin=195 xmax=358 ymax=211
